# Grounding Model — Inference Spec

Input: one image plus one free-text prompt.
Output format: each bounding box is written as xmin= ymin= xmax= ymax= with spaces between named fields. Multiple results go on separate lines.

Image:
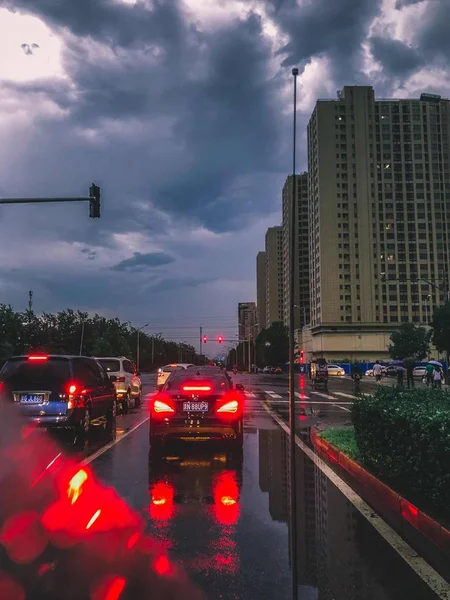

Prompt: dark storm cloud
xmin=148 ymin=276 xmax=215 ymax=293
xmin=415 ymin=1 xmax=450 ymax=59
xmin=267 ymin=0 xmax=382 ymax=81
xmin=111 ymin=251 xmax=174 ymax=272
xmin=395 ymin=0 xmax=425 ymax=7
xmin=370 ymin=37 xmax=423 ymax=77
xmin=3 ymin=0 xmax=187 ymax=52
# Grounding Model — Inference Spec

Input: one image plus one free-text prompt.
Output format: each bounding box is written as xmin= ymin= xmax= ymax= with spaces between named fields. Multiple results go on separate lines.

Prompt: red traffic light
xmin=217 ymin=335 xmax=224 ymax=343
xmin=300 ymin=349 xmax=304 ymax=363
xmin=203 ymin=336 xmax=207 ymax=343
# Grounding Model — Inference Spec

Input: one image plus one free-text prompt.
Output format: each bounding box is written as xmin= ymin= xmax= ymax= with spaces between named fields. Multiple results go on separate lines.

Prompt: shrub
xmin=319 ymin=428 xmax=360 ymax=461
xmin=351 ymin=387 xmax=450 ymax=518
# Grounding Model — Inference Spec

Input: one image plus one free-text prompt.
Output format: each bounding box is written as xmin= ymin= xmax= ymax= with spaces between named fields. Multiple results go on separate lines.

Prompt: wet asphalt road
xmin=64 ymin=373 xmax=447 ymax=600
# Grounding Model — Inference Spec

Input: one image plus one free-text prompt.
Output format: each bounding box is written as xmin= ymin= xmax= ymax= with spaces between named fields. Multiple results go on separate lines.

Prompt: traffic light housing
xmin=300 ymin=350 xmax=304 ymax=363
xmin=217 ymin=335 xmax=224 ymax=344
xmin=203 ymin=336 xmax=207 ymax=343
xmin=89 ymin=183 xmax=100 ymax=218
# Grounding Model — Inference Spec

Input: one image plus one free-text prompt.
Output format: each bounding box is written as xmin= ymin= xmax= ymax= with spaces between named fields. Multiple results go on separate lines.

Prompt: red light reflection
xmin=213 ymin=472 xmax=240 ymax=526
xmin=149 ymin=481 xmax=175 ymax=522
xmin=154 ymin=554 xmax=172 ymax=576
xmin=0 ymin=572 xmax=25 ymax=600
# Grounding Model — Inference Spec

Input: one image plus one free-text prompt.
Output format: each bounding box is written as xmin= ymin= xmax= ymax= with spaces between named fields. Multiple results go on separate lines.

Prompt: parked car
xmin=365 ymin=366 xmax=387 ymax=377
xmin=0 ymin=354 xmax=116 ymax=441
xmin=274 ymin=367 xmax=283 ymax=374
xmin=327 ymin=364 xmax=345 ymax=377
xmin=156 ymin=363 xmax=196 ymax=390
xmin=413 ymin=365 xmax=427 ymax=378
xmin=96 ymin=356 xmax=142 ymax=413
xmin=262 ymin=366 xmax=274 ymax=374
xmin=384 ymin=365 xmax=399 ymax=378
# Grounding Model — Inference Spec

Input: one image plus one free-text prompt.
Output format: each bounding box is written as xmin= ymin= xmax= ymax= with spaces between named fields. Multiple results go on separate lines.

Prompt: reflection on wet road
xmin=87 ymin=374 xmax=447 ymax=599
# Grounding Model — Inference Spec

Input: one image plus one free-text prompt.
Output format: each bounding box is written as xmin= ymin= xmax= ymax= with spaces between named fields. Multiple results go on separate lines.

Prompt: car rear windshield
xmin=0 ymin=357 xmax=71 ymax=385
xmin=97 ymin=359 xmax=121 ymax=373
xmin=165 ymin=376 xmax=230 ymax=393
xmin=163 ymin=365 xmax=181 ymax=373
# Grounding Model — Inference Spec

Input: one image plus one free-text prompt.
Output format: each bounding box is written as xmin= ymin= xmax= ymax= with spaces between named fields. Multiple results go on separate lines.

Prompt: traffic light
xmin=300 ymin=349 xmax=304 ymax=363
xmin=217 ymin=335 xmax=224 ymax=344
xmin=203 ymin=336 xmax=207 ymax=343
xmin=89 ymin=183 xmax=100 ymax=218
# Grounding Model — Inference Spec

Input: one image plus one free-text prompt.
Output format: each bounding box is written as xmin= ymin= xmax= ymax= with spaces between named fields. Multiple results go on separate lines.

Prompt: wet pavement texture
xmin=84 ymin=373 xmax=447 ymax=600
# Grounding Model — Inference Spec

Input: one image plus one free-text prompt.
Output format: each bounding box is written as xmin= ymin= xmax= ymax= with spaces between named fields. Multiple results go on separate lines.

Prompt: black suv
xmin=0 ymin=354 xmax=116 ymax=439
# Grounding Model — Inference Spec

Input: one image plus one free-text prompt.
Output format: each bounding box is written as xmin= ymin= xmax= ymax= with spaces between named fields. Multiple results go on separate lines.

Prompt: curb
xmin=311 ymin=428 xmax=450 ymax=558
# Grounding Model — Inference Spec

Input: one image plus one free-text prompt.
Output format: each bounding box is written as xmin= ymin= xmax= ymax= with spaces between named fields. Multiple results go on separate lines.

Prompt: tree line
xmin=0 ymin=305 xmax=199 ymax=370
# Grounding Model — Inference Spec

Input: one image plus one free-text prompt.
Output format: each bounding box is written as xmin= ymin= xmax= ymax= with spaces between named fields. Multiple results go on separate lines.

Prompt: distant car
xmin=263 ymin=366 xmax=274 ymax=374
xmin=149 ymin=369 xmax=244 ymax=455
xmin=274 ymin=367 xmax=283 ymax=374
xmin=156 ymin=363 xmax=195 ymax=390
xmin=327 ymin=364 xmax=345 ymax=377
xmin=0 ymin=354 xmax=116 ymax=441
xmin=413 ymin=365 xmax=427 ymax=378
xmin=96 ymin=356 xmax=142 ymax=413
xmin=384 ymin=365 xmax=399 ymax=378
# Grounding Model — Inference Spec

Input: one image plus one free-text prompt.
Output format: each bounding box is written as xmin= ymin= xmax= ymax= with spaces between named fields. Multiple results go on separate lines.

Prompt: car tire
xmin=107 ymin=398 xmax=117 ymax=422
xmin=134 ymin=390 xmax=142 ymax=408
xmin=122 ymin=391 xmax=131 ymax=414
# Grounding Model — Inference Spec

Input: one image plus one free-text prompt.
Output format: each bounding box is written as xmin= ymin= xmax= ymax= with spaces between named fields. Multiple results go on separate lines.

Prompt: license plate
xmin=20 ymin=394 xmax=44 ymax=404
xmin=183 ymin=401 xmax=208 ymax=412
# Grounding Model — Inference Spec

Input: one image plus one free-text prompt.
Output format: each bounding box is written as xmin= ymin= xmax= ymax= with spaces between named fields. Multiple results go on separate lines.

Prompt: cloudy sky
xmin=0 ymin=0 xmax=449 ymax=350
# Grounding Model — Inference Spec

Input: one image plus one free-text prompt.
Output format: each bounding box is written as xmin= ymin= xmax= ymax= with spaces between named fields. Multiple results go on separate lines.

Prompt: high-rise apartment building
xmin=238 ymin=301 xmax=257 ymax=342
xmin=305 ymin=86 xmax=450 ymax=359
xmin=282 ymin=173 xmax=310 ymax=330
xmin=256 ymin=251 xmax=267 ymax=333
xmin=265 ymin=226 xmax=284 ymax=326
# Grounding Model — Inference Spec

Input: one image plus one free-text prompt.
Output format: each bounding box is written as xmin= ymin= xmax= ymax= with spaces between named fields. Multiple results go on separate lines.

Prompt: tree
xmin=388 ymin=323 xmax=431 ymax=361
xmin=256 ymin=322 xmax=288 ymax=366
xmin=431 ymin=302 xmax=450 ymax=357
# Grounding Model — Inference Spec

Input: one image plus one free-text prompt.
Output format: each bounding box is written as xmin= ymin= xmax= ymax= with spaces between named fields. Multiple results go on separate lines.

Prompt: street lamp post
xmin=137 ymin=324 xmax=149 ymax=373
xmin=79 ymin=320 xmax=85 ymax=356
xmin=289 ymin=66 xmax=299 ymax=600
xmin=151 ymin=333 xmax=162 ymax=366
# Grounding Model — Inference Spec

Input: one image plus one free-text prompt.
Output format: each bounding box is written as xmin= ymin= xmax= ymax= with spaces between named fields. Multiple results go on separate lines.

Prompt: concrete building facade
xmin=256 ymin=251 xmax=267 ymax=333
xmin=303 ymin=86 xmax=450 ymax=360
xmin=282 ymin=173 xmax=310 ymax=330
xmin=238 ymin=301 xmax=257 ymax=342
xmin=265 ymin=226 xmax=284 ymax=326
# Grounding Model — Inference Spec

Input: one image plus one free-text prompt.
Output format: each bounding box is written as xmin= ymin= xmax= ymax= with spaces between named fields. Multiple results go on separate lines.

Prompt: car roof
xmin=95 ymin=356 xmax=128 ymax=360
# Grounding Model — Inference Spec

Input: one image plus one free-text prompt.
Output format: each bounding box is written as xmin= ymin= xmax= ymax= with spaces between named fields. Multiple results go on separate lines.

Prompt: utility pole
xmin=200 ymin=326 xmax=203 ymax=362
xmin=28 ymin=290 xmax=33 ymax=313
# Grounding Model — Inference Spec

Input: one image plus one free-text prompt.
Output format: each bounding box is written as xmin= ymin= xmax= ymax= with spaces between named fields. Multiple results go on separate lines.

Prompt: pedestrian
xmin=425 ymin=362 xmax=434 ymax=387
xmin=433 ymin=365 xmax=443 ymax=389
xmin=396 ymin=367 xmax=405 ymax=387
xmin=405 ymin=359 xmax=415 ymax=389
xmin=373 ymin=360 xmax=383 ymax=383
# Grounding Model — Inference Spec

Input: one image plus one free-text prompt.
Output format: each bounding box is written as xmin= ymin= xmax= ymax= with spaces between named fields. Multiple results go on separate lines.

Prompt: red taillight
xmin=153 ymin=398 xmax=175 ymax=414
xmin=181 ymin=384 xmax=212 ymax=392
xmin=68 ymin=384 xmax=77 ymax=395
xmin=28 ymin=355 xmax=48 ymax=361
xmin=115 ymin=376 xmax=126 ymax=383
xmin=217 ymin=400 xmax=239 ymax=414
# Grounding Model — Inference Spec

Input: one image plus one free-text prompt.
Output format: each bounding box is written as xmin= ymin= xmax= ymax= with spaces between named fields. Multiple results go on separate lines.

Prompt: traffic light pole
xmin=0 ymin=183 xmax=101 ymax=218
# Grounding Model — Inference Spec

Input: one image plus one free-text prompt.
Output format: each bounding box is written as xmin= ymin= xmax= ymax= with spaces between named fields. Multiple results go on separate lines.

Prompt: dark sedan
xmin=149 ymin=369 xmax=244 ymax=455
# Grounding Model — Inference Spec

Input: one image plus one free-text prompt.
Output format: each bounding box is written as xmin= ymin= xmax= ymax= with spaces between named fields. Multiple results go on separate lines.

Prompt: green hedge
xmin=320 ymin=428 xmax=360 ymax=461
xmin=351 ymin=387 xmax=450 ymax=518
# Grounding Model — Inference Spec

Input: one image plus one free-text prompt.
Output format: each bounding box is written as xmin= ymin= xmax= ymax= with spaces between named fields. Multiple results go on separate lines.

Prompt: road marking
xmin=82 ymin=392 xmax=156 ymax=466
xmin=294 ymin=392 xmax=309 ymax=400
xmin=263 ymin=404 xmax=450 ymax=600
xmin=333 ymin=404 xmax=351 ymax=412
xmin=265 ymin=390 xmax=283 ymax=399
xmin=334 ymin=392 xmax=357 ymax=400
xmin=311 ymin=391 xmax=338 ymax=400
xmin=245 ymin=392 xmax=256 ymax=398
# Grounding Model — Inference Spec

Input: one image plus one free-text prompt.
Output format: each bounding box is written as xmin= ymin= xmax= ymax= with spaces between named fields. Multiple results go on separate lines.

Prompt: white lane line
xmin=333 ymin=404 xmax=351 ymax=413
xmin=311 ymin=391 xmax=338 ymax=400
xmin=295 ymin=392 xmax=309 ymax=400
xmin=245 ymin=392 xmax=256 ymax=398
xmin=265 ymin=390 xmax=283 ymax=399
xmin=82 ymin=392 xmax=156 ymax=466
xmin=263 ymin=404 xmax=450 ymax=600
xmin=334 ymin=392 xmax=357 ymax=400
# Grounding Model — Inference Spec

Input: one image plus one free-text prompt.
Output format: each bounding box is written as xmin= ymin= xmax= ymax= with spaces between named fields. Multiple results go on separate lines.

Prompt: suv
xmin=0 ymin=354 xmax=116 ymax=440
xmin=96 ymin=356 xmax=142 ymax=413
xmin=156 ymin=363 xmax=195 ymax=390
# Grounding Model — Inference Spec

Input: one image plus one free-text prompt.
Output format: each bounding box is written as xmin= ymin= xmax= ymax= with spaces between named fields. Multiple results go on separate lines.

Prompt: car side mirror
xmin=235 ymin=383 xmax=244 ymax=391
xmin=109 ymin=375 xmax=117 ymax=382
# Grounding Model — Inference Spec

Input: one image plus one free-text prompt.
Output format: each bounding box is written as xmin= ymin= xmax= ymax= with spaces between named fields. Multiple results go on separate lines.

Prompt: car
xmin=0 ymin=354 xmax=116 ymax=441
xmin=413 ymin=365 xmax=427 ymax=378
xmin=149 ymin=369 xmax=245 ymax=455
xmin=327 ymin=364 xmax=345 ymax=377
xmin=365 ymin=366 xmax=387 ymax=377
xmin=384 ymin=365 xmax=399 ymax=378
xmin=262 ymin=366 xmax=274 ymax=374
xmin=96 ymin=356 xmax=142 ymax=413
xmin=156 ymin=363 xmax=195 ymax=390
